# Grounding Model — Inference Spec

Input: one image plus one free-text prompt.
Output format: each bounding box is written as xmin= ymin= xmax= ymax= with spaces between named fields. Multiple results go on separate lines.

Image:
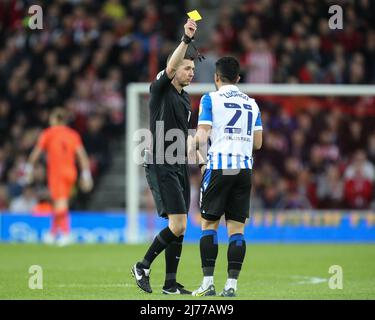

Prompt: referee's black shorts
xmin=145 ymin=163 xmax=190 ymax=218
xmin=200 ymin=169 xmax=252 ymax=224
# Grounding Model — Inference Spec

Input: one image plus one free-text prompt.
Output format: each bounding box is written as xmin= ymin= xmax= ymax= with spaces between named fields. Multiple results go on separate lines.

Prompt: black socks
xmin=227 ymin=233 xmax=246 ymax=279
xmin=138 ymin=227 xmax=178 ymax=269
xmin=164 ymin=235 xmax=184 ymax=288
xmin=199 ymin=230 xmax=246 ymax=280
xmin=200 ymin=229 xmax=218 ymax=276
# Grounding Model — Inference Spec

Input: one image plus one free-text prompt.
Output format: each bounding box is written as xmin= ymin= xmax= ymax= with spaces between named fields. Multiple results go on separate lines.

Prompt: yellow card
xmin=187 ymin=10 xmax=202 ymax=21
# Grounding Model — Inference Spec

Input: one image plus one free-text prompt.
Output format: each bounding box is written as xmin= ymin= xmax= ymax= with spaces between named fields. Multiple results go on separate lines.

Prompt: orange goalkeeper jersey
xmin=37 ymin=125 xmax=83 ymax=180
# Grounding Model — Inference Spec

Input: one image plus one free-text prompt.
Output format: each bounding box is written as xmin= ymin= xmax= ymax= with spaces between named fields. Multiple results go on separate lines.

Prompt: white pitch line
xmin=56 ymin=283 xmax=134 ymax=288
xmin=290 ymin=275 xmax=327 ymax=285
xmin=55 ymin=283 xmax=163 ymax=288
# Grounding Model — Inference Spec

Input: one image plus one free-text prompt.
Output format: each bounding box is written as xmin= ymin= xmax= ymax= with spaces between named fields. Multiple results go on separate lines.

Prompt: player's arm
xmin=165 ymin=18 xmax=197 ymax=79
xmin=25 ymin=146 xmax=43 ymax=183
xmin=254 ymin=131 xmax=263 ymax=150
xmin=150 ymin=19 xmax=197 ymax=95
xmin=188 ymin=124 xmax=211 ymax=174
xmin=25 ymin=130 xmax=48 ymax=183
xmin=194 ymin=124 xmax=211 ymax=155
xmin=28 ymin=146 xmax=43 ymax=165
xmin=187 ymin=92 xmax=211 ymax=167
xmin=76 ymin=146 xmax=93 ymax=193
xmin=253 ymin=108 xmax=263 ymax=150
xmin=188 ymin=93 xmax=213 ymax=172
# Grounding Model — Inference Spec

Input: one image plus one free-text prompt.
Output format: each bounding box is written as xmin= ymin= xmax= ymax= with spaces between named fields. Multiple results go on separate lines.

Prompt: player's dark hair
xmin=215 ymin=56 xmax=240 ymax=83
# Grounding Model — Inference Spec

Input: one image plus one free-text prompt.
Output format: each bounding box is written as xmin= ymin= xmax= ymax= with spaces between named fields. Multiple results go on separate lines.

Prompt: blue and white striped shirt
xmin=198 ymin=85 xmax=262 ymax=170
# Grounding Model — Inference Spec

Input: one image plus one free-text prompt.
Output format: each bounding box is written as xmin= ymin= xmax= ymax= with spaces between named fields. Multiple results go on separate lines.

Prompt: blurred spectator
xmin=297 ymin=169 xmax=317 ymax=208
xmin=262 ymin=184 xmax=283 ymax=209
xmin=344 ymin=150 xmax=375 ymax=209
xmin=278 ymin=188 xmax=312 ymax=209
xmin=317 ymin=165 xmax=344 ymax=209
xmin=9 ymin=186 xmax=37 ymax=213
xmin=215 ymin=5 xmax=237 ymax=54
xmin=7 ymin=168 xmax=23 ymax=198
xmin=243 ymin=39 xmax=275 ymax=83
xmin=340 ymin=119 xmax=365 ymax=156
xmin=0 ymin=147 xmax=7 ymax=180
xmin=314 ymin=130 xmax=340 ymax=164
xmin=344 ymin=170 xmax=373 ymax=209
xmin=82 ymin=114 xmax=110 ymax=177
xmin=367 ymin=133 xmax=375 ymax=166
xmin=309 ymin=145 xmax=326 ymax=176
xmin=344 ymin=150 xmax=375 ymax=183
xmin=0 ymin=184 xmax=9 ymax=210
xmin=289 ymin=129 xmax=309 ymax=164
xmin=194 ymin=34 xmax=220 ymax=83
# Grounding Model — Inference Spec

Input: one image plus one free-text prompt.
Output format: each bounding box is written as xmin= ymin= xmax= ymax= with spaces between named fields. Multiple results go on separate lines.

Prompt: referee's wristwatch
xmin=181 ymin=34 xmax=193 ymax=44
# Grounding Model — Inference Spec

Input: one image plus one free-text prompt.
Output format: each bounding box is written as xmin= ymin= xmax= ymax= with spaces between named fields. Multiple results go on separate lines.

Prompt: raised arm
xmin=165 ymin=19 xmax=197 ymax=79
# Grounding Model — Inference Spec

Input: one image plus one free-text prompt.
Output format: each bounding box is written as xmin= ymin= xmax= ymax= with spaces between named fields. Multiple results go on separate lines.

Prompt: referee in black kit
xmin=131 ymin=18 xmax=197 ymax=295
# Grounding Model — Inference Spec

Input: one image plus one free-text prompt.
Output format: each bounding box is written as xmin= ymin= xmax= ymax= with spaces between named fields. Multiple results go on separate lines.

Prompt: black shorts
xmin=145 ymin=163 xmax=190 ymax=218
xmin=200 ymin=169 xmax=252 ymax=224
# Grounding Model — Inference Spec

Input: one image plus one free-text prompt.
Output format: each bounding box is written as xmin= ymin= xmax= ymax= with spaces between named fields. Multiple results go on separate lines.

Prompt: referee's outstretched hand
xmin=184 ymin=19 xmax=197 ymax=39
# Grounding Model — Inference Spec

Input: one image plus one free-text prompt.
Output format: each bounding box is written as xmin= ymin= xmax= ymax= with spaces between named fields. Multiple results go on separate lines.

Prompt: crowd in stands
xmin=193 ymin=0 xmax=375 ymax=211
xmin=0 ymin=0 xmax=374 ymax=212
xmin=249 ymin=96 xmax=375 ymax=210
xmin=0 ymin=0 xmax=187 ymax=212
xmin=198 ymin=0 xmax=375 ymax=85
xmin=187 ymin=95 xmax=375 ymax=213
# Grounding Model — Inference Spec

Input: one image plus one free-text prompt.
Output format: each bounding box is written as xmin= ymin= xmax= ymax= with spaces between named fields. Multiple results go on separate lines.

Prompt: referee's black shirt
xmin=149 ymin=69 xmax=192 ymax=164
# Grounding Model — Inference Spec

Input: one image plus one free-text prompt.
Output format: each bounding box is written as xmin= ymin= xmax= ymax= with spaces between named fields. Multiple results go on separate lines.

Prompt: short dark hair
xmin=215 ymin=56 xmax=240 ymax=83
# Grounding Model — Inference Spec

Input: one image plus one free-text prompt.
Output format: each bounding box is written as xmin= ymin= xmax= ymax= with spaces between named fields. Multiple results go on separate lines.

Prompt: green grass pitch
xmin=1 ymin=243 xmax=374 ymax=300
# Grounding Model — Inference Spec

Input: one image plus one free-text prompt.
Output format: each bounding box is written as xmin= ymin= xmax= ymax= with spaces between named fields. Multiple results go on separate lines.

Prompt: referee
xmin=131 ymin=18 xmax=197 ymax=295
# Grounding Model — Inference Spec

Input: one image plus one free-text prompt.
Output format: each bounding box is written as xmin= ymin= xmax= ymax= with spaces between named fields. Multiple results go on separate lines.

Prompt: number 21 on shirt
xmin=224 ymin=103 xmax=253 ymax=136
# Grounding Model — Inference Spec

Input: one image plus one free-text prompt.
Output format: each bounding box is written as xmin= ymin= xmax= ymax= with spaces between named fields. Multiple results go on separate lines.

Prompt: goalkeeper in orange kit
xmin=26 ymin=108 xmax=93 ymax=246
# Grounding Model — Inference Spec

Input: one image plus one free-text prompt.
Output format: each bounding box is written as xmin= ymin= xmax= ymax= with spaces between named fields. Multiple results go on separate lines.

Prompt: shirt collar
xmin=218 ymin=84 xmax=239 ymax=92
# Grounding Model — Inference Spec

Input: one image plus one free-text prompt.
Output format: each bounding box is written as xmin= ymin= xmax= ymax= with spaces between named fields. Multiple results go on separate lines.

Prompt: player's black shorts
xmin=145 ymin=163 xmax=190 ymax=218
xmin=200 ymin=169 xmax=252 ymax=224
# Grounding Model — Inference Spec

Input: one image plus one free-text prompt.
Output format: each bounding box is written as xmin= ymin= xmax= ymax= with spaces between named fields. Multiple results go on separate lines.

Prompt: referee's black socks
xmin=200 ymin=230 xmax=218 ymax=276
xmin=164 ymin=235 xmax=184 ymax=288
xmin=138 ymin=227 xmax=179 ymax=270
xmin=227 ymin=233 xmax=246 ymax=279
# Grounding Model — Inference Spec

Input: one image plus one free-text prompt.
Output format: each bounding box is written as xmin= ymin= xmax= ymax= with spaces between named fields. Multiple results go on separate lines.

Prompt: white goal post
xmin=125 ymin=84 xmax=375 ymax=243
